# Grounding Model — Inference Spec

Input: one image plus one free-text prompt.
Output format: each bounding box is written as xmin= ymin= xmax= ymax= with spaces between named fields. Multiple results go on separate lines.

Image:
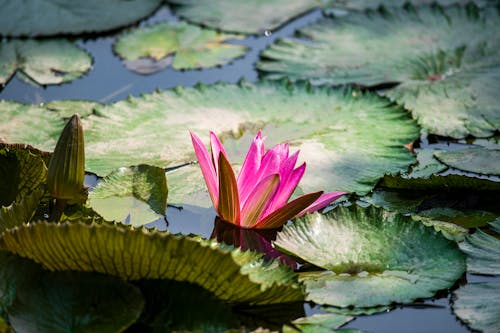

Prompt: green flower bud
xmin=47 ymin=114 xmax=86 ymax=204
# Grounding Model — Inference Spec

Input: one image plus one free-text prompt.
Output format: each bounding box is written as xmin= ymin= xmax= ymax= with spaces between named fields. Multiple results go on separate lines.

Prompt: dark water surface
xmin=1 ymin=6 xmax=486 ymax=333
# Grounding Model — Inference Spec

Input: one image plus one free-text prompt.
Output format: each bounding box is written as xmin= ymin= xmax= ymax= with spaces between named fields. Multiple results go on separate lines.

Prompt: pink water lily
xmin=190 ymin=131 xmax=346 ymax=229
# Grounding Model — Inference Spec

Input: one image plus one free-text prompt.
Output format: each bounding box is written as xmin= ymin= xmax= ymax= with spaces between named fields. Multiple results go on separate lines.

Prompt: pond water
xmin=1 ymin=6 xmax=494 ymax=333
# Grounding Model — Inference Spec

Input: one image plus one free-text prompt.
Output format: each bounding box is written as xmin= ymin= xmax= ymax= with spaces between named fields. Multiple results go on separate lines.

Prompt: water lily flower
xmin=190 ymin=131 xmax=346 ymax=229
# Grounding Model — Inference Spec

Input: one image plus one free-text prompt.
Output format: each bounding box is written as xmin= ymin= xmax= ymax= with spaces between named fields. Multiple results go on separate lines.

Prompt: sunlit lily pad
xmin=114 ymin=22 xmax=248 ymax=71
xmin=274 ymin=205 xmax=465 ymax=307
xmin=0 ymin=39 xmax=92 ymax=86
xmin=0 ymin=252 xmax=144 ymax=333
xmin=459 ymin=220 xmax=500 ymax=275
xmin=0 ymin=188 xmax=44 ymax=233
xmin=88 ymin=165 xmax=168 ymax=227
xmin=0 ymin=0 xmax=162 ymax=37
xmin=434 ymin=147 xmax=500 ymax=176
xmin=282 ymin=313 xmax=353 ymax=333
xmin=258 ymin=4 xmax=500 ymax=138
xmin=167 ymin=0 xmax=331 ymax=34
xmin=0 ymin=81 xmax=418 ymax=201
xmin=452 ymin=282 xmax=500 ymax=333
xmin=0 ymin=221 xmax=303 ymax=305
xmin=0 ymin=144 xmax=48 ymax=206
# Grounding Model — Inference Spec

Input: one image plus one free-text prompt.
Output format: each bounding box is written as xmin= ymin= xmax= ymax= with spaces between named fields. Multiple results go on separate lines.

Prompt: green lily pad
xmin=0 ymin=144 xmax=48 ymax=207
xmin=0 ymin=188 xmax=44 ymax=233
xmin=282 ymin=313 xmax=353 ymax=333
xmin=0 ymin=221 xmax=303 ymax=305
xmin=114 ymin=22 xmax=248 ymax=71
xmin=434 ymin=147 xmax=500 ymax=176
xmin=88 ymin=165 xmax=168 ymax=227
xmin=0 ymin=39 xmax=92 ymax=86
xmin=167 ymin=0 xmax=331 ymax=34
xmin=359 ymin=189 xmax=431 ymax=213
xmin=44 ymin=100 xmax=102 ymax=119
xmin=417 ymin=208 xmax=498 ymax=229
xmin=459 ymin=221 xmax=500 ymax=275
xmin=0 ymin=0 xmax=162 ymax=37
xmin=0 ymin=82 xmax=418 ymax=201
xmin=0 ymin=252 xmax=144 ymax=333
xmin=324 ymin=0 xmax=495 ymax=11
xmin=452 ymin=282 xmax=500 ymax=333
xmin=258 ymin=4 xmax=500 ymax=138
xmin=274 ymin=205 xmax=465 ymax=307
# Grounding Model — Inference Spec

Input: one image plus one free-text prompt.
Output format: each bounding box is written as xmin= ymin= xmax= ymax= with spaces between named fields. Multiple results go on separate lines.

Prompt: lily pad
xmin=88 ymin=165 xmax=168 ymax=227
xmin=282 ymin=313 xmax=353 ymax=333
xmin=274 ymin=205 xmax=465 ymax=307
xmin=324 ymin=0 xmax=495 ymax=11
xmin=459 ymin=221 xmax=500 ymax=275
xmin=452 ymin=282 xmax=500 ymax=333
xmin=0 ymin=252 xmax=144 ymax=333
xmin=114 ymin=22 xmax=248 ymax=71
xmin=0 ymin=39 xmax=92 ymax=86
xmin=258 ymin=4 xmax=500 ymax=138
xmin=0 ymin=221 xmax=303 ymax=305
xmin=0 ymin=144 xmax=48 ymax=206
xmin=0 ymin=0 xmax=162 ymax=37
xmin=0 ymin=188 xmax=44 ymax=233
xmin=167 ymin=0 xmax=331 ymax=34
xmin=434 ymin=147 xmax=500 ymax=176
xmin=0 ymin=81 xmax=418 ymax=201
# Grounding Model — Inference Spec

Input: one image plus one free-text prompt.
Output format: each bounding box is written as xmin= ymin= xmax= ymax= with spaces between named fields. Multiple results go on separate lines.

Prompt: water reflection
xmin=211 ymin=217 xmax=297 ymax=268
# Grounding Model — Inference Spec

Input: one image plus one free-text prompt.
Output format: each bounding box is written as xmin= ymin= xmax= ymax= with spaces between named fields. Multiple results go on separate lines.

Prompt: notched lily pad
xmin=282 ymin=313 xmax=353 ymax=333
xmin=452 ymin=282 xmax=500 ymax=333
xmin=0 ymin=39 xmax=92 ymax=86
xmin=459 ymin=219 xmax=500 ymax=275
xmin=258 ymin=4 xmax=500 ymax=138
xmin=434 ymin=147 xmax=500 ymax=176
xmin=167 ymin=0 xmax=331 ymax=34
xmin=0 ymin=221 xmax=304 ymax=305
xmin=88 ymin=165 xmax=168 ymax=227
xmin=114 ymin=22 xmax=248 ymax=72
xmin=0 ymin=0 xmax=162 ymax=37
xmin=0 ymin=81 xmax=418 ymax=201
xmin=274 ymin=205 xmax=466 ymax=307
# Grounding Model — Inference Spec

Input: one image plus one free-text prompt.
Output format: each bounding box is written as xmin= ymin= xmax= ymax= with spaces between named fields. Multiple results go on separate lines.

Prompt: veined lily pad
xmin=88 ymin=165 xmax=168 ymax=227
xmin=324 ymin=0 xmax=495 ymax=11
xmin=0 ymin=0 xmax=162 ymax=37
xmin=167 ymin=0 xmax=331 ymax=34
xmin=0 ymin=221 xmax=303 ymax=305
xmin=0 ymin=39 xmax=92 ymax=86
xmin=434 ymin=147 xmax=500 ymax=176
xmin=0 ymin=81 xmax=418 ymax=201
xmin=0 ymin=144 xmax=48 ymax=206
xmin=0 ymin=188 xmax=44 ymax=233
xmin=274 ymin=205 xmax=465 ymax=307
xmin=459 ymin=220 xmax=500 ymax=275
xmin=282 ymin=313 xmax=353 ymax=333
xmin=0 ymin=252 xmax=144 ymax=333
xmin=114 ymin=22 xmax=248 ymax=71
xmin=452 ymin=282 xmax=500 ymax=333
xmin=258 ymin=4 xmax=500 ymax=138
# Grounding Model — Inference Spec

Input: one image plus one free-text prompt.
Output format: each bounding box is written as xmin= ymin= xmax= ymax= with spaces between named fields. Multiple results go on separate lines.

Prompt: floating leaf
xmin=258 ymin=4 xmax=500 ymax=138
xmin=167 ymin=0 xmax=330 ymax=34
xmin=0 ymin=39 xmax=92 ymax=86
xmin=282 ymin=313 xmax=353 ymax=333
xmin=0 ymin=0 xmax=162 ymax=37
xmin=324 ymin=0 xmax=496 ymax=11
xmin=0 ymin=221 xmax=303 ymax=305
xmin=274 ymin=205 xmax=465 ymax=307
xmin=88 ymin=165 xmax=168 ymax=227
xmin=452 ymin=282 xmax=500 ymax=333
xmin=0 ymin=252 xmax=144 ymax=333
xmin=0 ymin=144 xmax=48 ymax=206
xmin=44 ymin=100 xmax=102 ymax=119
xmin=417 ymin=208 xmax=497 ymax=229
xmin=0 ymin=188 xmax=44 ymax=233
xmin=114 ymin=22 xmax=248 ymax=71
xmin=459 ymin=221 xmax=500 ymax=275
xmin=434 ymin=147 xmax=500 ymax=176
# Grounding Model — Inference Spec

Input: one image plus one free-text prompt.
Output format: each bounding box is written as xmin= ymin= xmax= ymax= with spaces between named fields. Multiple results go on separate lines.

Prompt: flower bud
xmin=47 ymin=114 xmax=86 ymax=204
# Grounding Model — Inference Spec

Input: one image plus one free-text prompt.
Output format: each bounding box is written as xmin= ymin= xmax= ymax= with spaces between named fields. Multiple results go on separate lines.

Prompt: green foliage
xmin=0 ymin=39 xmax=92 ymax=86
xmin=459 ymin=219 xmax=500 ymax=275
xmin=275 ymin=205 xmax=466 ymax=307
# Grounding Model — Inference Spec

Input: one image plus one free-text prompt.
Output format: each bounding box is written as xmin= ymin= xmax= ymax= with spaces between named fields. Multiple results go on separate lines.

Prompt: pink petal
xmin=217 ymin=153 xmax=241 ymax=225
xmin=190 ymin=132 xmax=218 ymax=208
xmin=240 ymin=150 xmax=280 ymax=206
xmin=210 ymin=131 xmax=227 ymax=178
xmin=240 ymin=173 xmax=280 ymax=228
xmin=237 ymin=131 xmax=265 ymax=201
xmin=296 ymin=191 xmax=347 ymax=217
xmin=262 ymin=162 xmax=305 ymax=216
